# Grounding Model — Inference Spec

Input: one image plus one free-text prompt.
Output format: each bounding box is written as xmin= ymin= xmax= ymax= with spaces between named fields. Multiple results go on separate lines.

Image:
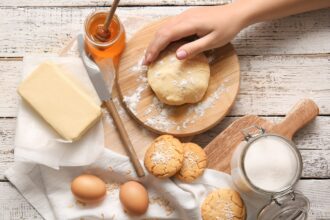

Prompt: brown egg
xmin=119 ymin=181 xmax=149 ymax=215
xmin=71 ymin=174 xmax=106 ymax=204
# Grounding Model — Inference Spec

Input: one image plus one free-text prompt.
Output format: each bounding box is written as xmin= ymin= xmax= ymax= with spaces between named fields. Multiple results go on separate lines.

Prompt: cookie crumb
xmin=150 ymin=196 xmax=174 ymax=216
xmin=106 ymin=182 xmax=120 ymax=195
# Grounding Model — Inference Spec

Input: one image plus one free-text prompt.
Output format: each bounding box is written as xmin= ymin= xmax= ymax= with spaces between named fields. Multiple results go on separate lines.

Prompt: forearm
xmin=234 ymin=0 xmax=330 ymax=26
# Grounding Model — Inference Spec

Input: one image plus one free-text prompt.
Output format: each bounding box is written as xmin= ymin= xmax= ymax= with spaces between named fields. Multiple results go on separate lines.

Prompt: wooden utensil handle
xmin=104 ymin=100 xmax=145 ymax=177
xmin=270 ymin=99 xmax=319 ymax=139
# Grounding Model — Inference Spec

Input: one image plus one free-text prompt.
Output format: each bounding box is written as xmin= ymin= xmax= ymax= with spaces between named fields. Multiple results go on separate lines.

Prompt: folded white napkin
xmin=14 ymin=56 xmax=104 ymax=169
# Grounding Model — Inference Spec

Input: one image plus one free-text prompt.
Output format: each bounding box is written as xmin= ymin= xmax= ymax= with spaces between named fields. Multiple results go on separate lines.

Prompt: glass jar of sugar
xmin=231 ymin=126 xmax=310 ymax=220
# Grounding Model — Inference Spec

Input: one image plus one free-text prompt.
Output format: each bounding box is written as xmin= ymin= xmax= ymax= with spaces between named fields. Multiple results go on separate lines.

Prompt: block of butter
xmin=18 ymin=61 xmax=102 ymax=141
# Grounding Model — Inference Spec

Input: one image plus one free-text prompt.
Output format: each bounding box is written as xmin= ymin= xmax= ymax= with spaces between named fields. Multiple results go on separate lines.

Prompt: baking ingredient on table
xmin=84 ymin=11 xmax=125 ymax=62
xmin=243 ymin=136 xmax=299 ymax=192
xmin=144 ymin=135 xmax=184 ymax=178
xmin=147 ymin=41 xmax=210 ymax=106
xmin=71 ymin=174 xmax=106 ymax=204
xmin=119 ymin=181 xmax=149 ymax=215
xmin=17 ymin=61 xmax=102 ymax=141
xmin=201 ymin=188 xmax=246 ymax=220
xmin=175 ymin=143 xmax=207 ymax=183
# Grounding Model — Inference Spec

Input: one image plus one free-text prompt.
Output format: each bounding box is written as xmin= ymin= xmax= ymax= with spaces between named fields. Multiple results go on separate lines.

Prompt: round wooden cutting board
xmin=117 ymin=18 xmax=240 ymax=137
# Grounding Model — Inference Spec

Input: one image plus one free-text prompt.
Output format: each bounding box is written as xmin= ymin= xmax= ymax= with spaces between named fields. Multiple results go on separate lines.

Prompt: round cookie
xmin=201 ymin=188 xmax=246 ymax=220
xmin=175 ymin=143 xmax=207 ymax=183
xmin=147 ymin=41 xmax=210 ymax=106
xmin=144 ymin=135 xmax=184 ymax=178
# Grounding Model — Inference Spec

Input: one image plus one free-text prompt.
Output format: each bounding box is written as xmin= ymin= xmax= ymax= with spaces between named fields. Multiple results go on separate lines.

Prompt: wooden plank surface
xmin=0 ymin=60 xmax=22 ymax=117
xmin=1 ymin=54 xmax=329 ymax=117
xmin=0 ymin=0 xmax=231 ymax=7
xmin=0 ymin=182 xmax=42 ymax=220
xmin=1 ymin=117 xmax=330 ymax=180
xmin=0 ymin=7 xmax=329 ymax=57
xmin=0 ymin=2 xmax=329 ymax=219
xmin=1 ymin=180 xmax=329 ymax=220
xmin=235 ymin=55 xmax=330 ymax=116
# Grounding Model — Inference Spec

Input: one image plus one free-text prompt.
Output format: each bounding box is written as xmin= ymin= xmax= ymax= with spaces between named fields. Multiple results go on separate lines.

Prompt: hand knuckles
xmin=155 ymin=28 xmax=171 ymax=40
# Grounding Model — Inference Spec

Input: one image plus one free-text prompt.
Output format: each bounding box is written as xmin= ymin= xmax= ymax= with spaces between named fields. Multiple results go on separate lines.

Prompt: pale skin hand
xmin=143 ymin=0 xmax=330 ymax=65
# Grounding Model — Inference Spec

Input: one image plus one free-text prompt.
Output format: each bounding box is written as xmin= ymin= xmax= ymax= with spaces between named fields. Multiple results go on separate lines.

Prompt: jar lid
xmin=258 ymin=191 xmax=310 ymax=220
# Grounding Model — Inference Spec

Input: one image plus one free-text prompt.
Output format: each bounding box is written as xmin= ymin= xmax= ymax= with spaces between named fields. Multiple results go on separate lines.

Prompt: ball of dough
xmin=144 ymin=135 xmax=184 ymax=178
xmin=201 ymin=188 xmax=246 ymax=220
xmin=175 ymin=143 xmax=207 ymax=183
xmin=147 ymin=42 xmax=210 ymax=106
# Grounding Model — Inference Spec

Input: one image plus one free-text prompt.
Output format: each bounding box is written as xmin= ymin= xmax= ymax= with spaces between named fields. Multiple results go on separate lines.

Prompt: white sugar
xmin=244 ymin=136 xmax=299 ymax=192
xmin=184 ymin=151 xmax=198 ymax=167
xmin=151 ymin=152 xmax=169 ymax=164
xmin=151 ymin=142 xmax=172 ymax=164
xmin=223 ymin=202 xmax=234 ymax=220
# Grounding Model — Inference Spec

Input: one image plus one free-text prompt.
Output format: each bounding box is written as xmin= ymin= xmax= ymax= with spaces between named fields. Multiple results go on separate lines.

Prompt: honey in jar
xmin=84 ymin=10 xmax=125 ymax=65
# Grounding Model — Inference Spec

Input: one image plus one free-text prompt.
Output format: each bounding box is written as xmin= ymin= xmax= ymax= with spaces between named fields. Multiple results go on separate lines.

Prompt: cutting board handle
xmin=270 ymin=99 xmax=319 ymax=139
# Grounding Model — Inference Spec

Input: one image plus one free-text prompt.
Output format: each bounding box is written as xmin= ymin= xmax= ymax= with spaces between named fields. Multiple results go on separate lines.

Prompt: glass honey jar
xmin=83 ymin=10 xmax=126 ymax=66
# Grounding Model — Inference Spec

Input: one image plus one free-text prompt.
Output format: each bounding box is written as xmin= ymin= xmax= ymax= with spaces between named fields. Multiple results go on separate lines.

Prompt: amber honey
xmin=84 ymin=11 xmax=125 ymax=65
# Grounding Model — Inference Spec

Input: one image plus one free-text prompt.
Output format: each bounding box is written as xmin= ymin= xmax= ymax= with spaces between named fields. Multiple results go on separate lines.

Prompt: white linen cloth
xmin=6 ymin=149 xmax=244 ymax=220
xmin=6 ymin=55 xmax=267 ymax=220
xmin=14 ymin=56 xmax=104 ymax=169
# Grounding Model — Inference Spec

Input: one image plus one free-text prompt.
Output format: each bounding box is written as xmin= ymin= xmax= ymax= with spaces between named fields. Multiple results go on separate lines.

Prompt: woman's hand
xmin=143 ymin=4 xmax=249 ymax=65
xmin=143 ymin=0 xmax=330 ymax=65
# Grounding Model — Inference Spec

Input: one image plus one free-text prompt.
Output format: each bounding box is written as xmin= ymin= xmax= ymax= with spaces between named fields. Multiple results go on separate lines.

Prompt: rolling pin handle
xmin=104 ymin=99 xmax=145 ymax=177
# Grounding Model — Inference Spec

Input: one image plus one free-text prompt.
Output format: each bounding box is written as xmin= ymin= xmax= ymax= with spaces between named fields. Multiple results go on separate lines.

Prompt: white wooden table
xmin=0 ymin=1 xmax=329 ymax=219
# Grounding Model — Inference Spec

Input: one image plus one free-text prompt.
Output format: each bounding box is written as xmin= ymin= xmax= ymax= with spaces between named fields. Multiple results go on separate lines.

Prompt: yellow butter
xmin=18 ymin=61 xmax=102 ymax=141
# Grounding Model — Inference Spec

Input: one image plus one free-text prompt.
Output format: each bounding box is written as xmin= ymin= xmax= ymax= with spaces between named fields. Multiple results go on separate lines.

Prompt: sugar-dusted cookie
xmin=144 ymin=135 xmax=184 ymax=178
xmin=175 ymin=143 xmax=207 ymax=183
xmin=201 ymin=188 xmax=246 ymax=220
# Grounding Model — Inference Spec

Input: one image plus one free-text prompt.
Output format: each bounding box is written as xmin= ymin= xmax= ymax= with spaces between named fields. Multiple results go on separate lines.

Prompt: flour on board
xmin=124 ymin=57 xmax=230 ymax=132
xmin=123 ymin=60 xmax=148 ymax=114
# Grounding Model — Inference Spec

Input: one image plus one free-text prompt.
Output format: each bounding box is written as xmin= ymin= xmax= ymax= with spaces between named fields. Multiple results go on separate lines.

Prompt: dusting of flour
xmin=122 ymin=56 xmax=230 ymax=132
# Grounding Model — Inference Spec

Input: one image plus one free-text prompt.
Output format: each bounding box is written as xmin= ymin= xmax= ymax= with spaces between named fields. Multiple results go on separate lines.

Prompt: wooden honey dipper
xmin=95 ymin=0 xmax=120 ymax=42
